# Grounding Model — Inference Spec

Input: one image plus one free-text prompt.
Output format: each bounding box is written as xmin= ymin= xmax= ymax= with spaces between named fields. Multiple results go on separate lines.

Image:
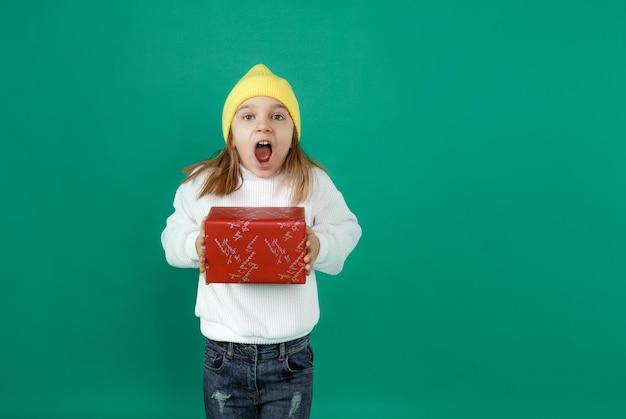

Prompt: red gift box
xmin=204 ymin=207 xmax=307 ymax=284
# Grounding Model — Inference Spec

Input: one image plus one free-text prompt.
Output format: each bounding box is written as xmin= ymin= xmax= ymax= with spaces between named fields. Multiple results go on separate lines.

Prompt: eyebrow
xmin=237 ymin=103 xmax=288 ymax=112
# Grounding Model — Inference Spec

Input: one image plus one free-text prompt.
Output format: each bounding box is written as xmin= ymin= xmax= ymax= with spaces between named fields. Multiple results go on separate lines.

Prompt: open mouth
xmin=255 ymin=141 xmax=272 ymax=164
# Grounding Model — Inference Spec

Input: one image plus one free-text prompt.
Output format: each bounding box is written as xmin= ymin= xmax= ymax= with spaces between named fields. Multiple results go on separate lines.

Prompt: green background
xmin=2 ymin=1 xmax=625 ymax=418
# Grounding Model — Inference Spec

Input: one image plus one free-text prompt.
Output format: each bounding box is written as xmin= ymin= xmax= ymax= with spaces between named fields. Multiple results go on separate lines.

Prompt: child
xmin=161 ymin=64 xmax=361 ymax=419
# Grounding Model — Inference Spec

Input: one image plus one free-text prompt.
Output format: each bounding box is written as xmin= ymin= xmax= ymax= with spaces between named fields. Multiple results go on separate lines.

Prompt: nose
xmin=255 ymin=116 xmax=273 ymax=132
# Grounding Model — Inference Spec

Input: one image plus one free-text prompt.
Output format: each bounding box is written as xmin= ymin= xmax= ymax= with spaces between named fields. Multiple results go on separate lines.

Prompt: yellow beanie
xmin=222 ymin=64 xmax=301 ymax=142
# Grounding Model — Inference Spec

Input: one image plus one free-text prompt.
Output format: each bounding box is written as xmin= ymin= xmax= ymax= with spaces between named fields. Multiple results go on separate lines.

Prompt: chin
xmin=251 ymin=166 xmax=278 ymax=178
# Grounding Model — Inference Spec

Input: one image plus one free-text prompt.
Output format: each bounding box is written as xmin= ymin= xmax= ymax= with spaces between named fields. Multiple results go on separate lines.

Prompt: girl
xmin=161 ymin=64 xmax=361 ymax=419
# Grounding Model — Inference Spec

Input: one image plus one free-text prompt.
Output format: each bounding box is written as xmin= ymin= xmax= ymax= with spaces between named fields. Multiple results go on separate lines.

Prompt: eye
xmin=272 ymin=114 xmax=284 ymax=120
xmin=242 ymin=114 xmax=254 ymax=121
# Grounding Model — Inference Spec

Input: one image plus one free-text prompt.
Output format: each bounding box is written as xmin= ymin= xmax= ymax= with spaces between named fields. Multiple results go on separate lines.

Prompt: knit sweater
xmin=161 ymin=166 xmax=361 ymax=344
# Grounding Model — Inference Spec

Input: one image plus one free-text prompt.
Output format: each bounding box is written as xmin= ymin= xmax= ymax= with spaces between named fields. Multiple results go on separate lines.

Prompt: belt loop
xmin=279 ymin=342 xmax=286 ymax=361
xmin=226 ymin=342 xmax=234 ymax=359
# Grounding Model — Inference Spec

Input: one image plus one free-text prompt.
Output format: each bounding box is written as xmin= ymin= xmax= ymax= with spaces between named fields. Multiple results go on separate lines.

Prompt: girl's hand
xmin=195 ymin=217 xmax=208 ymax=273
xmin=304 ymin=226 xmax=320 ymax=276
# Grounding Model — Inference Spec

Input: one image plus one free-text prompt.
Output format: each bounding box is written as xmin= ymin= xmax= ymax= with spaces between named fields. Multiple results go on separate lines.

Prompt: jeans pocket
xmin=204 ymin=340 xmax=226 ymax=372
xmin=285 ymin=344 xmax=314 ymax=374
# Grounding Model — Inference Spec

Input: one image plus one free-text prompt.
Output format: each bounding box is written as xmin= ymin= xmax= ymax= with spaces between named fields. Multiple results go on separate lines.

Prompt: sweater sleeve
xmin=161 ymin=181 xmax=202 ymax=269
xmin=309 ymin=169 xmax=362 ymax=275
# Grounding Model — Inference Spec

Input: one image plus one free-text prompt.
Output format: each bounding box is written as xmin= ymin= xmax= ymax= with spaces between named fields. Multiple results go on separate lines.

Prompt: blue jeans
xmin=203 ymin=335 xmax=314 ymax=419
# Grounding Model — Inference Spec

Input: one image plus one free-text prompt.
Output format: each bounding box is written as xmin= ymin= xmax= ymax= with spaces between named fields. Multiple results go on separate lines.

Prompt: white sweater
xmin=161 ymin=166 xmax=361 ymax=344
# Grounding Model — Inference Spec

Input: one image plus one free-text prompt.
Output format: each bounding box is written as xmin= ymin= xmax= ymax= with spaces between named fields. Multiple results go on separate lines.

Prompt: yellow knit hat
xmin=222 ymin=64 xmax=301 ymax=142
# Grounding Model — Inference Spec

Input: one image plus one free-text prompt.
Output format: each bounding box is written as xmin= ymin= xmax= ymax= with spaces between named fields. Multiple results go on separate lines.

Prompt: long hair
xmin=182 ymin=131 xmax=323 ymax=204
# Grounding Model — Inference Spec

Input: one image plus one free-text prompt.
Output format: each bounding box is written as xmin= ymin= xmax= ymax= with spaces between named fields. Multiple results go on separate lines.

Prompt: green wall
xmin=2 ymin=1 xmax=625 ymax=418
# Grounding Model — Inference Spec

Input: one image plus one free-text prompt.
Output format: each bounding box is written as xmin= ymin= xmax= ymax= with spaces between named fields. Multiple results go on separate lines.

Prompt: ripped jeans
xmin=203 ymin=335 xmax=314 ymax=419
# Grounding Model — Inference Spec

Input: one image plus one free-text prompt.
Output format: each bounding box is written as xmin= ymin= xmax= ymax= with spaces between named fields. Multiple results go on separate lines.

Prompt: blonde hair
xmin=182 ymin=131 xmax=323 ymax=204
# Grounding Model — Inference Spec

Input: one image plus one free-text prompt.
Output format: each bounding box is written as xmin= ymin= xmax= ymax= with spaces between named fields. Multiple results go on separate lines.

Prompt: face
xmin=230 ymin=96 xmax=295 ymax=178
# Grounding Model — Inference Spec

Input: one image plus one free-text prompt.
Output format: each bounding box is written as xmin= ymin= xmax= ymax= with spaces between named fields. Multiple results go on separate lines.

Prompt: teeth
xmin=258 ymin=141 xmax=270 ymax=146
